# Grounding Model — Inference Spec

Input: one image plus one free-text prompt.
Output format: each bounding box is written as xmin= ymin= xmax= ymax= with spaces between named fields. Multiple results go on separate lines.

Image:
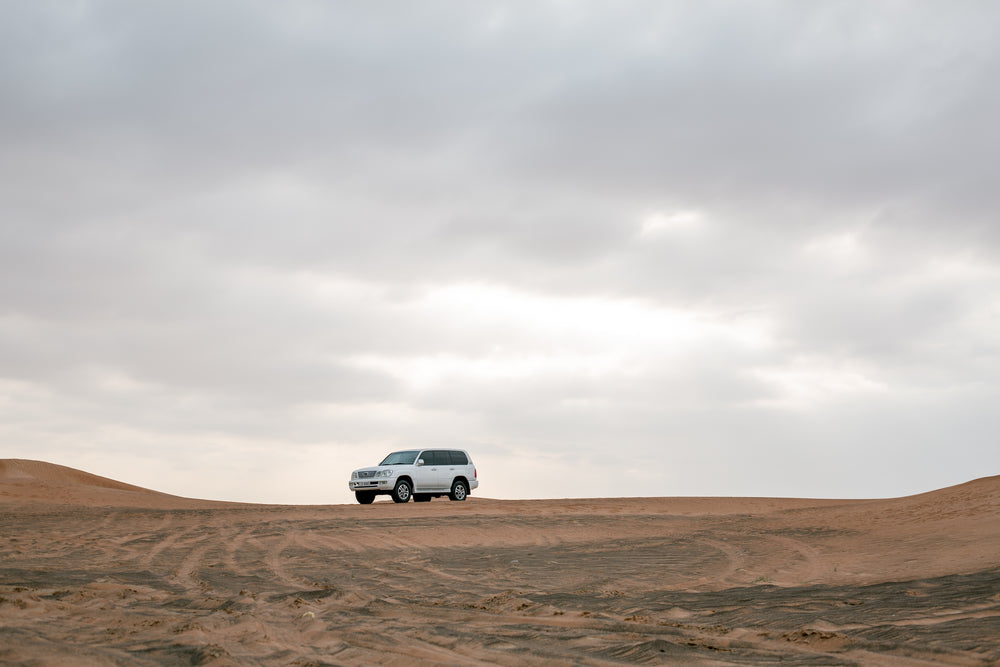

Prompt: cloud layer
xmin=2 ymin=1 xmax=999 ymax=502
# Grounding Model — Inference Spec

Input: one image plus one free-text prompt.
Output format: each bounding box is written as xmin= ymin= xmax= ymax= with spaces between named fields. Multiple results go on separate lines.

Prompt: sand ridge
xmin=1 ymin=460 xmax=998 ymax=665
xmin=0 ymin=459 xmax=153 ymax=490
xmin=0 ymin=459 xmax=234 ymax=509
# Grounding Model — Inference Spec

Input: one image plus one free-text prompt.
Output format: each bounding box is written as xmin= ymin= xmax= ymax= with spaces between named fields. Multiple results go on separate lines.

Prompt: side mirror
xmin=416 ymin=459 xmax=425 ymax=466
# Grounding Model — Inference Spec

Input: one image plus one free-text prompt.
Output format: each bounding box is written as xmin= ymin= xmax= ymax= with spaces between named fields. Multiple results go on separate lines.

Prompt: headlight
xmin=351 ymin=472 xmax=358 ymax=479
xmin=377 ymin=469 xmax=394 ymax=478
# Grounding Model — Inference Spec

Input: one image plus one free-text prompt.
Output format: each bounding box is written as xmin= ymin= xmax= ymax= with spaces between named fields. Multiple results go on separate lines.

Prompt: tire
xmin=449 ymin=480 xmax=468 ymax=501
xmin=413 ymin=494 xmax=431 ymax=502
xmin=392 ymin=479 xmax=412 ymax=503
xmin=355 ymin=491 xmax=375 ymax=505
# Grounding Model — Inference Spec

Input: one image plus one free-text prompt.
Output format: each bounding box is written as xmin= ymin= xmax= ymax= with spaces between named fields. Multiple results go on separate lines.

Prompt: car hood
xmin=353 ymin=465 xmax=405 ymax=474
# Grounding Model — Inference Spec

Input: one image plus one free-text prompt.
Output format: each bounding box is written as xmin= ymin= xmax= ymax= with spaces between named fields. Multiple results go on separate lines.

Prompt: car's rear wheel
xmin=392 ymin=479 xmax=412 ymax=503
xmin=449 ymin=480 xmax=468 ymax=501
xmin=355 ymin=491 xmax=375 ymax=504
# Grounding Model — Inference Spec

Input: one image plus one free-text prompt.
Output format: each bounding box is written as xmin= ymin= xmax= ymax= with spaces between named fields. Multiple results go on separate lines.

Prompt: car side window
xmin=423 ymin=450 xmax=444 ymax=466
xmin=448 ymin=451 xmax=468 ymax=465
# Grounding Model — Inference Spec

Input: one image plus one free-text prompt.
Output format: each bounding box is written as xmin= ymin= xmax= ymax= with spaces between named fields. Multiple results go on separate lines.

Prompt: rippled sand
xmin=2 ymin=459 xmax=998 ymax=665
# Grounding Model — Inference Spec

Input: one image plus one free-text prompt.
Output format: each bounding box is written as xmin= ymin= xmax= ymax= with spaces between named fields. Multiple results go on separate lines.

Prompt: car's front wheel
xmin=355 ymin=491 xmax=375 ymax=504
xmin=392 ymin=479 xmax=412 ymax=503
xmin=449 ymin=480 xmax=468 ymax=501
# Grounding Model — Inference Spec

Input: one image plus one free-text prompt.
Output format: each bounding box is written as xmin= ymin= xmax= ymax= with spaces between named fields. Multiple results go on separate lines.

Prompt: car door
xmin=419 ymin=450 xmax=450 ymax=491
xmin=444 ymin=450 xmax=468 ymax=489
xmin=411 ymin=450 xmax=441 ymax=492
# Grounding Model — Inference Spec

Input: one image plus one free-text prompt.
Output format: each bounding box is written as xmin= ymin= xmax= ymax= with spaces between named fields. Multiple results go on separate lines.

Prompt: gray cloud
xmin=2 ymin=1 xmax=999 ymax=502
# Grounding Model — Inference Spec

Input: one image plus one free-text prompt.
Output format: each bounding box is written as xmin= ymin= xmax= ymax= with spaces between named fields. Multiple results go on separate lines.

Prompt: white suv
xmin=348 ymin=449 xmax=478 ymax=504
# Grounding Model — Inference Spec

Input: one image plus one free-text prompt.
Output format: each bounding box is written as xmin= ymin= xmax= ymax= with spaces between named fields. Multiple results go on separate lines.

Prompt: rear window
xmin=448 ymin=451 xmax=469 ymax=465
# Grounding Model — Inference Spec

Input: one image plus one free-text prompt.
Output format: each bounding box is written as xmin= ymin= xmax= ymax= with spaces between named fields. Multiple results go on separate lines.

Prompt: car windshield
xmin=379 ymin=450 xmax=420 ymax=466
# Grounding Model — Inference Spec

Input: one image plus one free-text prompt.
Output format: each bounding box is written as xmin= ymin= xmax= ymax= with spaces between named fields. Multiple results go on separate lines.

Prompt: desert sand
xmin=1 ymin=459 xmax=998 ymax=665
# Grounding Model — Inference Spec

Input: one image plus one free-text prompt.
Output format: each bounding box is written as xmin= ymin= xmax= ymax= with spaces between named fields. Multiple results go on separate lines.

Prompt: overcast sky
xmin=2 ymin=1 xmax=999 ymax=504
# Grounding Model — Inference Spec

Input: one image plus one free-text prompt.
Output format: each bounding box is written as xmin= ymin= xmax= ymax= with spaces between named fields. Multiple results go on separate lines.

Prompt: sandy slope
xmin=0 ymin=459 xmax=231 ymax=509
xmin=1 ymin=460 xmax=998 ymax=665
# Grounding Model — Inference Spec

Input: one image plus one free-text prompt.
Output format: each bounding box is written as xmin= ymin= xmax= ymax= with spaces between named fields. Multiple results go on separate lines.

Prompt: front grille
xmin=357 ymin=470 xmax=376 ymax=479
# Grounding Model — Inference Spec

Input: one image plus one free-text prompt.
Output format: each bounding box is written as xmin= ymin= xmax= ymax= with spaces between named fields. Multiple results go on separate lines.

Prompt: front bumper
xmin=349 ymin=479 xmax=393 ymax=491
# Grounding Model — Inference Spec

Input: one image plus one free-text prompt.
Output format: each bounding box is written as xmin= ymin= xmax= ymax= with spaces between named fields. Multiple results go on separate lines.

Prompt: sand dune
xmin=0 ymin=459 xmax=152 ymax=490
xmin=0 ymin=459 xmax=231 ymax=509
xmin=1 ymin=461 xmax=998 ymax=665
